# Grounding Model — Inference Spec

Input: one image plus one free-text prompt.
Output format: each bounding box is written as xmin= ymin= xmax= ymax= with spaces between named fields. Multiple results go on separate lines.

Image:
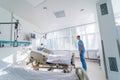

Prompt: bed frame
xmin=26 ymin=50 xmax=75 ymax=73
xmin=75 ymin=67 xmax=89 ymax=80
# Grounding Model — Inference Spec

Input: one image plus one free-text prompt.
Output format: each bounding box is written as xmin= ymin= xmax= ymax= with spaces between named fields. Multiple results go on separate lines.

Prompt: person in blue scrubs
xmin=77 ymin=35 xmax=87 ymax=71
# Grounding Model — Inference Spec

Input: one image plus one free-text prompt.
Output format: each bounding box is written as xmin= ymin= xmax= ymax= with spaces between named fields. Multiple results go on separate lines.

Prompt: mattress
xmin=0 ymin=65 xmax=79 ymax=80
xmin=31 ymin=50 xmax=73 ymax=65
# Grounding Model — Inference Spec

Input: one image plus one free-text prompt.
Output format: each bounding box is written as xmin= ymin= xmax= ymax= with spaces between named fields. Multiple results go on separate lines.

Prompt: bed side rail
xmin=71 ymin=53 xmax=75 ymax=68
xmin=75 ymin=67 xmax=89 ymax=80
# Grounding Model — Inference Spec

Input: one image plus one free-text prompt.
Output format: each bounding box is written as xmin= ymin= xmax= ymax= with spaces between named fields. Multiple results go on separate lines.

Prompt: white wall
xmin=0 ymin=6 xmax=40 ymax=64
xmin=0 ymin=7 xmax=11 ymax=40
xmin=13 ymin=14 xmax=41 ymax=41
xmin=0 ymin=6 xmax=41 ymax=41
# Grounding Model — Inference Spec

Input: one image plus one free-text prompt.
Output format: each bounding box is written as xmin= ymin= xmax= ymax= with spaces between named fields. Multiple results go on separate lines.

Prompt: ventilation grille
xmin=54 ymin=10 xmax=66 ymax=18
xmin=109 ymin=57 xmax=118 ymax=72
xmin=100 ymin=3 xmax=108 ymax=15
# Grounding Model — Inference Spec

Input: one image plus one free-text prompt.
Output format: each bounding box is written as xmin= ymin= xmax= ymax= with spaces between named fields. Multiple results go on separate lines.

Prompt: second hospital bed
xmin=26 ymin=50 xmax=75 ymax=72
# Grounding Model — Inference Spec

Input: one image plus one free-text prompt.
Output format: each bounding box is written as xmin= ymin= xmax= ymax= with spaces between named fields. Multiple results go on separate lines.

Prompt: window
xmin=87 ymin=34 xmax=98 ymax=50
xmin=115 ymin=17 xmax=120 ymax=26
xmin=86 ymin=24 xmax=96 ymax=34
xmin=43 ymin=23 xmax=99 ymax=50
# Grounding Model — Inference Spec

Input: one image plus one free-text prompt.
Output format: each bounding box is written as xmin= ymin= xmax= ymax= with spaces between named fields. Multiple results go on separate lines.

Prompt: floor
xmin=75 ymin=58 xmax=106 ymax=80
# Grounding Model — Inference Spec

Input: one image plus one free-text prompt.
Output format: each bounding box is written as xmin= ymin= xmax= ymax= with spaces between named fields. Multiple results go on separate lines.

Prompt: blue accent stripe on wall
xmin=0 ymin=40 xmax=31 ymax=47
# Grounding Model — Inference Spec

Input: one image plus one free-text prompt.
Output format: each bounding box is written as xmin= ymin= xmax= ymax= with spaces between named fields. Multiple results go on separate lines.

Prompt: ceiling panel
xmin=26 ymin=0 xmax=46 ymax=7
xmin=0 ymin=0 xmax=97 ymax=33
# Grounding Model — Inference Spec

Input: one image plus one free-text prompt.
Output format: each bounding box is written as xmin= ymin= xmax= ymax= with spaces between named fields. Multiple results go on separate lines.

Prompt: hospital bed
xmin=0 ymin=60 xmax=89 ymax=80
xmin=26 ymin=50 xmax=75 ymax=73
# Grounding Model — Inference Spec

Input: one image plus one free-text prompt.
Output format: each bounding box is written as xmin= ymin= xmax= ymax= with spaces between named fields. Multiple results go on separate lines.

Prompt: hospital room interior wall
xmin=0 ymin=6 xmax=40 ymax=41
xmin=12 ymin=15 xmax=41 ymax=42
xmin=0 ymin=6 xmax=40 ymax=63
xmin=0 ymin=7 xmax=11 ymax=40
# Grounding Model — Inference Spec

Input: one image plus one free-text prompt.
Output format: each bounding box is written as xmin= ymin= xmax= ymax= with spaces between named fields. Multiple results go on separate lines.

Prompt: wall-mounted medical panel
xmin=0 ymin=40 xmax=31 ymax=48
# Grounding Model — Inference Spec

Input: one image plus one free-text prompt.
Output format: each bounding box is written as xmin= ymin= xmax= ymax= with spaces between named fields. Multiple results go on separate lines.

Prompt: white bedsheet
xmin=0 ymin=60 xmax=11 ymax=71
xmin=40 ymin=52 xmax=73 ymax=65
xmin=16 ymin=48 xmax=73 ymax=65
xmin=0 ymin=65 xmax=79 ymax=80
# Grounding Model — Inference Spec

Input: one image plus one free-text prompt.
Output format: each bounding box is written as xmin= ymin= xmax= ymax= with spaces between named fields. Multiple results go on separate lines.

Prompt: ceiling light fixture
xmin=43 ymin=7 xmax=47 ymax=9
xmin=26 ymin=0 xmax=47 ymax=7
xmin=80 ymin=9 xmax=85 ymax=12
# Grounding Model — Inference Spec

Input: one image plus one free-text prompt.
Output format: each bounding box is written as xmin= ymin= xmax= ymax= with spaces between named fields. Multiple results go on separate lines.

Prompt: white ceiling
xmin=26 ymin=0 xmax=46 ymax=7
xmin=0 ymin=0 xmax=97 ymax=33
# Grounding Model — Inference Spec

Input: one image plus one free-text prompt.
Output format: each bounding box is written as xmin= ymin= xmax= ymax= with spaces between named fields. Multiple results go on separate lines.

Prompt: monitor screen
xmin=31 ymin=33 xmax=36 ymax=39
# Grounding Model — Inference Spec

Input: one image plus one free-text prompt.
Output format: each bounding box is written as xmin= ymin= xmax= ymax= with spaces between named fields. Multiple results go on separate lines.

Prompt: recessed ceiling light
xmin=43 ymin=7 xmax=47 ymax=9
xmin=80 ymin=9 xmax=85 ymax=12
xmin=26 ymin=0 xmax=46 ymax=7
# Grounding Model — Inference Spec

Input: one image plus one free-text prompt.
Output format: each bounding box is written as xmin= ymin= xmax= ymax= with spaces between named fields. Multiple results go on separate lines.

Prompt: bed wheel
xmin=48 ymin=67 xmax=54 ymax=71
xmin=48 ymin=68 xmax=52 ymax=71
xmin=63 ymin=69 xmax=69 ymax=73
xmin=63 ymin=69 xmax=67 ymax=73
